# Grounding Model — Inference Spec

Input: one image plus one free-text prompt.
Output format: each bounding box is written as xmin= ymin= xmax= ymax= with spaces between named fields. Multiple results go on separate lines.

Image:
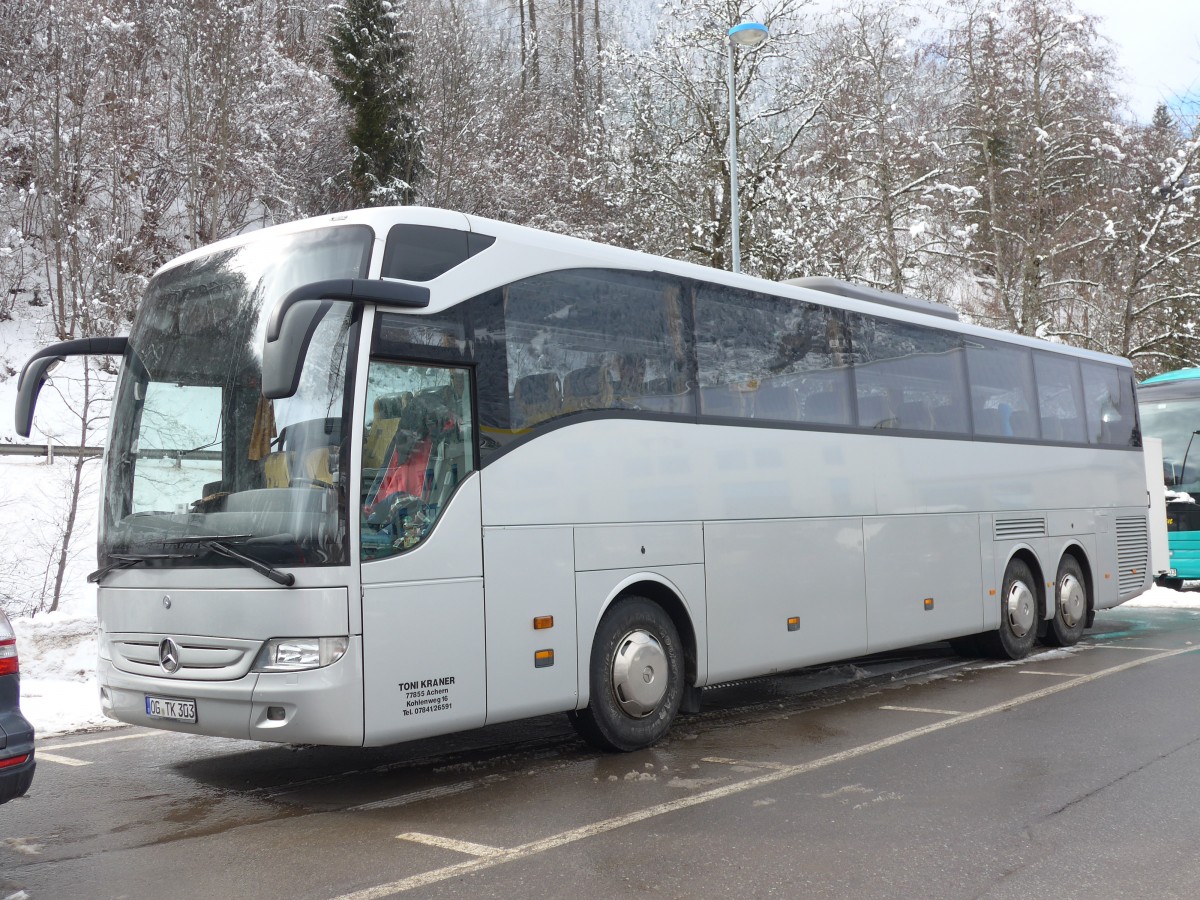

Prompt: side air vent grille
xmin=1116 ymin=515 xmax=1149 ymax=597
xmin=994 ymin=517 xmax=1047 ymax=541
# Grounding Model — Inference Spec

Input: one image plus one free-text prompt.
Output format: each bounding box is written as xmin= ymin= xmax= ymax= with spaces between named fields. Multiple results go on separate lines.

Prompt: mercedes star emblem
xmin=158 ymin=638 xmax=182 ymax=674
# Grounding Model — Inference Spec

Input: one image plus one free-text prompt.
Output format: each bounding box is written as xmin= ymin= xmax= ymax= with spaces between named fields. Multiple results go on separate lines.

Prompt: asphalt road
xmin=3 ymin=605 xmax=1199 ymax=899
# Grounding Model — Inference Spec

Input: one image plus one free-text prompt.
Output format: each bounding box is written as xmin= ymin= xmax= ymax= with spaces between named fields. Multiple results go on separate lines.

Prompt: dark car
xmin=0 ymin=609 xmax=35 ymax=803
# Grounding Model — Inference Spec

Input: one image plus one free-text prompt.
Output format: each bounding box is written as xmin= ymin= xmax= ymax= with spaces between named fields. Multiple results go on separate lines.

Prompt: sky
xmin=1076 ymin=0 xmax=1200 ymax=122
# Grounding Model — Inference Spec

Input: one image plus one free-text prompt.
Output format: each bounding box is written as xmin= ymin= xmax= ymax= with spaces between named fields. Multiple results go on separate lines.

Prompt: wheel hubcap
xmin=611 ymin=629 xmax=668 ymax=718
xmin=1059 ymin=573 xmax=1085 ymax=628
xmin=1006 ymin=579 xmax=1035 ymax=638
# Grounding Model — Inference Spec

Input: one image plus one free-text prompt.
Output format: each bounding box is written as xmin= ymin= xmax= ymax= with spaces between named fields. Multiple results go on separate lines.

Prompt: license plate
xmin=145 ymin=695 xmax=197 ymax=723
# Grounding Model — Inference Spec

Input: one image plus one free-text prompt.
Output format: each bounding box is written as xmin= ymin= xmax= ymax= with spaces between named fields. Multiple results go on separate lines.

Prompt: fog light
xmin=266 ymin=706 xmax=286 ymax=721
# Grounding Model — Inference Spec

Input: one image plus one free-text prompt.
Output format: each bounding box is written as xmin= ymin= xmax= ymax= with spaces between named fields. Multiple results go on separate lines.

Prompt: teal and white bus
xmin=15 ymin=207 xmax=1151 ymax=751
xmin=1138 ymin=368 xmax=1200 ymax=589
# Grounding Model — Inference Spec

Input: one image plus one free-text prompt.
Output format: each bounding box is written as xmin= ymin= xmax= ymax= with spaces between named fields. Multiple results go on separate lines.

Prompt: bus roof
xmin=155 ymin=206 xmax=1133 ymax=371
xmin=1141 ymin=368 xmax=1200 ymax=386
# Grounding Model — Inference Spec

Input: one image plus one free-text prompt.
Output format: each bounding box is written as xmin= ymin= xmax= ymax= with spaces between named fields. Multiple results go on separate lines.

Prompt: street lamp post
xmin=726 ymin=21 xmax=769 ymax=274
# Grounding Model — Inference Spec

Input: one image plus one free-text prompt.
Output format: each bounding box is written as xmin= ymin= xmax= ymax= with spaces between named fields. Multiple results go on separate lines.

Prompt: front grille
xmin=109 ymin=634 xmax=261 ymax=681
xmin=994 ymin=516 xmax=1047 ymax=541
xmin=1116 ymin=515 xmax=1149 ymax=597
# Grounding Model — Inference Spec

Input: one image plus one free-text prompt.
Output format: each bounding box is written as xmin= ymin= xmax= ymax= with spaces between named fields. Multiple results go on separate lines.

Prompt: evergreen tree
xmin=327 ymin=0 xmax=422 ymax=206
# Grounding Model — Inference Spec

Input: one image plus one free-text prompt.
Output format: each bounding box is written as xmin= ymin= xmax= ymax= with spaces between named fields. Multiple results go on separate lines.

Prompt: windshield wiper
xmin=87 ymin=552 xmax=192 ymax=584
xmin=201 ymin=539 xmax=296 ymax=587
xmin=88 ymin=555 xmax=143 ymax=584
xmin=99 ymin=535 xmax=296 ymax=587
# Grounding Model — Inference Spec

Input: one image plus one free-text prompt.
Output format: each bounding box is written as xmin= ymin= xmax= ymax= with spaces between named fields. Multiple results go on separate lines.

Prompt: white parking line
xmin=396 ymin=833 xmax=503 ymax=858
xmin=351 ymin=776 xmax=505 ymax=812
xmin=35 ymin=731 xmax=157 ymax=766
xmin=330 ymin=644 xmax=1196 ymax=900
xmin=1094 ymin=645 xmax=1175 ymax=651
xmin=701 ymin=756 xmax=789 ymax=770
xmin=1019 ymin=670 xmax=1087 ymax=677
xmin=36 ymin=752 xmax=92 ymax=767
xmin=51 ymin=731 xmax=157 ymax=750
xmin=878 ymin=705 xmax=962 ymax=716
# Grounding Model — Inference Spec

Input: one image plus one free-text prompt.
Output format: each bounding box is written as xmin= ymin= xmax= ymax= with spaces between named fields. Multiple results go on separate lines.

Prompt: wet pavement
xmin=3 ymin=606 xmax=1200 ymax=899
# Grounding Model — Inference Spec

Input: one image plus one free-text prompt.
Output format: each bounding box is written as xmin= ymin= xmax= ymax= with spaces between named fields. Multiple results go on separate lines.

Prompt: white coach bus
xmin=15 ymin=207 xmax=1150 ymax=751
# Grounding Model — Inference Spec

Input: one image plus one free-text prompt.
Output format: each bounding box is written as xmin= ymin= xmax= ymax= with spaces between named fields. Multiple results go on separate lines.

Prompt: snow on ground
xmin=2 ymin=454 xmax=107 ymax=738
xmin=1122 ymin=582 xmax=1200 ymax=609
xmin=11 ymin=612 xmax=110 ymax=736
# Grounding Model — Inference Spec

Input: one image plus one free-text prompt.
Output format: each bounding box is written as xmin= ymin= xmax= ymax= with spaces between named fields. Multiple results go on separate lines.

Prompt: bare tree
xmin=802 ymin=2 xmax=953 ymax=296
xmin=1071 ymin=110 xmax=1200 ymax=370
xmin=595 ymin=0 xmax=820 ymax=271
xmin=939 ymin=0 xmax=1122 ymax=335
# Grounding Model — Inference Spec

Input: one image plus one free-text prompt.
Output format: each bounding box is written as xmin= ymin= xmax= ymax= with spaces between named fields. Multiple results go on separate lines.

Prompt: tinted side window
xmin=1033 ymin=353 xmax=1087 ymax=443
xmin=501 ymin=270 xmax=693 ymax=429
xmin=375 ymin=308 xmax=469 ymax=363
xmin=1081 ymin=360 xmax=1138 ymax=446
xmin=965 ymin=340 xmax=1040 ymax=439
xmin=694 ymin=286 xmax=853 ymax=424
xmin=849 ymin=314 xmax=970 ymax=434
xmin=380 ymin=225 xmax=495 ymax=282
xmin=1121 ymin=369 xmax=1142 ymax=447
xmin=360 ymin=362 xmax=475 ymax=560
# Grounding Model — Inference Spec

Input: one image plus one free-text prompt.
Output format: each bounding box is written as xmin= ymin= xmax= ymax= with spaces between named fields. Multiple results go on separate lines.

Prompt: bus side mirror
xmin=261 ymin=278 xmax=430 ymax=400
xmin=14 ymin=336 xmax=128 ymax=438
xmin=262 ymin=298 xmax=333 ymax=399
xmin=1164 ymin=460 xmax=1181 ymax=487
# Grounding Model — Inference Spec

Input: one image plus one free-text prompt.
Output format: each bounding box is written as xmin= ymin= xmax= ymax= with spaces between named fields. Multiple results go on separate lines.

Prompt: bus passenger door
xmin=358 ymin=360 xmax=486 ymax=745
xmin=481 ymin=525 xmax=579 ymax=725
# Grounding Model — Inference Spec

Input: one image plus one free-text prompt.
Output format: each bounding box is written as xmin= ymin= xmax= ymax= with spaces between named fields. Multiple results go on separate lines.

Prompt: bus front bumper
xmin=98 ymin=638 xmax=365 ymax=746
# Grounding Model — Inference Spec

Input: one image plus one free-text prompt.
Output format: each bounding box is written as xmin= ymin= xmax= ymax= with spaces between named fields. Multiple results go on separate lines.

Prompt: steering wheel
xmin=289 ymin=478 xmax=335 ymax=489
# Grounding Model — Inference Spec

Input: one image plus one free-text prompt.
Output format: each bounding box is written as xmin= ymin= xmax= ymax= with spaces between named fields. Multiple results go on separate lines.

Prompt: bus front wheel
xmin=1046 ymin=555 xmax=1088 ymax=647
xmin=979 ymin=558 xmax=1038 ymax=660
xmin=569 ymin=596 xmax=684 ymax=752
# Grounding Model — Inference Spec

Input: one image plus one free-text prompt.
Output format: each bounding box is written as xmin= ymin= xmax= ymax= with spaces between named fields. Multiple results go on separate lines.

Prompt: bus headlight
xmin=252 ymin=636 xmax=348 ymax=672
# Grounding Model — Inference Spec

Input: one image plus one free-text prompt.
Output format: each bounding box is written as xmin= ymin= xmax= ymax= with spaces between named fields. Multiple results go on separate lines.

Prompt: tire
xmin=1156 ymin=576 xmax=1184 ymax=592
xmin=568 ymin=596 xmax=684 ymax=752
xmin=1046 ymin=555 xmax=1088 ymax=647
xmin=978 ymin=558 xmax=1039 ymax=660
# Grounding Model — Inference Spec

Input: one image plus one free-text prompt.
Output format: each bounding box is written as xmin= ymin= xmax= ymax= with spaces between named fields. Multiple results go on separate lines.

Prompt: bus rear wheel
xmin=568 ymin=596 xmax=684 ymax=753
xmin=1046 ymin=555 xmax=1088 ymax=647
xmin=979 ymin=558 xmax=1038 ymax=660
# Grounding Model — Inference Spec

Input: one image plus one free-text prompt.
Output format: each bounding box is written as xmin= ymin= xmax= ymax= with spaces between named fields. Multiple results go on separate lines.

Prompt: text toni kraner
xmin=397 ymin=676 xmax=456 ymax=691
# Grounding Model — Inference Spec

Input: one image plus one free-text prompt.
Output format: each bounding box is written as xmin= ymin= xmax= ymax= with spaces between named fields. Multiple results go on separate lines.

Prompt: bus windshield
xmin=1139 ymin=394 xmax=1200 ymax=488
xmin=100 ymin=224 xmax=372 ymax=570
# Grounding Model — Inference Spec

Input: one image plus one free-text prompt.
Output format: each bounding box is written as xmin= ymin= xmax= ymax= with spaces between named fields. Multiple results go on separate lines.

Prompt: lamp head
xmin=728 ymin=21 xmax=769 ymax=49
